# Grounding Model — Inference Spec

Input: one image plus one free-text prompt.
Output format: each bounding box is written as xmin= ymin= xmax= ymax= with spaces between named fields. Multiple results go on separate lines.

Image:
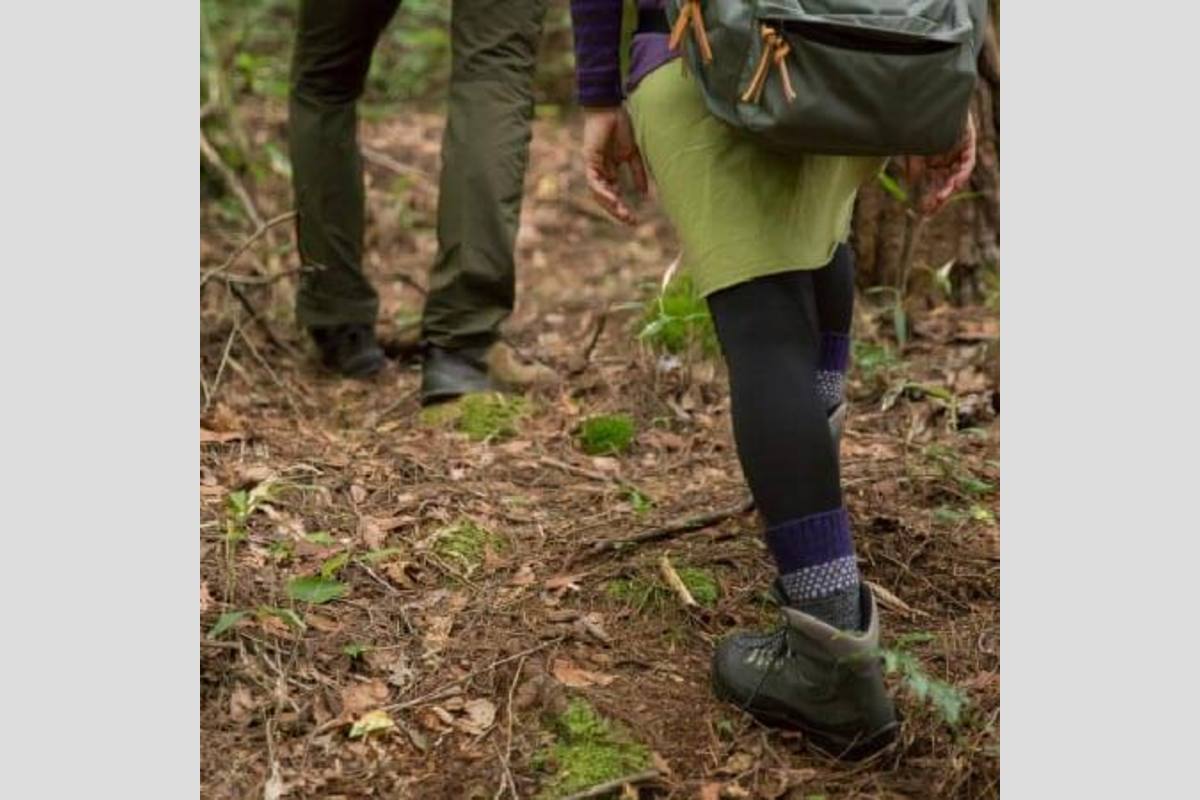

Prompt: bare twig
xmin=204 ymin=315 xmax=241 ymax=413
xmin=578 ymin=496 xmax=755 ymax=561
xmin=201 ymin=210 xmax=297 ymax=287
xmin=538 ymin=456 xmax=643 ymax=496
xmin=361 ymin=147 xmax=437 ymax=192
xmin=658 ymin=554 xmax=699 ymax=609
xmin=568 ymin=310 xmax=609 ymax=375
xmin=226 ymin=281 xmax=302 ymax=362
xmin=558 ymin=769 xmax=660 ymax=800
xmin=387 ymin=638 xmax=560 ymax=713
xmin=493 ymin=656 xmax=526 ymax=800
xmin=237 ymin=328 xmax=304 ymax=416
xmin=200 ymin=129 xmax=263 ymax=228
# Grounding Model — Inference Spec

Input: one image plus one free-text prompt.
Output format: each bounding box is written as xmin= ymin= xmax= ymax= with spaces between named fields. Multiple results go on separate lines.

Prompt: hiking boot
xmin=421 ymin=342 xmax=557 ymax=406
xmin=711 ymin=584 xmax=898 ymax=759
xmin=421 ymin=345 xmax=494 ymax=406
xmin=310 ymin=324 xmax=386 ymax=378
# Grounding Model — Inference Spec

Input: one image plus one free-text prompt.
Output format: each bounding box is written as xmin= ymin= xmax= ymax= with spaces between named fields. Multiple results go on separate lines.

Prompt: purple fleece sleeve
xmin=569 ymin=0 xmax=625 ymax=107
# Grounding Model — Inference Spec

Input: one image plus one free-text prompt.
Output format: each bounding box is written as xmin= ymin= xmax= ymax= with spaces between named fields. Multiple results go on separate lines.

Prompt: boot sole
xmin=711 ymin=669 xmax=898 ymax=761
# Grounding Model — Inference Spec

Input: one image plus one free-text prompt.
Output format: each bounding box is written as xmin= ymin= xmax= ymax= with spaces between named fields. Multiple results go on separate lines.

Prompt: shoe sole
xmin=711 ymin=668 xmax=898 ymax=761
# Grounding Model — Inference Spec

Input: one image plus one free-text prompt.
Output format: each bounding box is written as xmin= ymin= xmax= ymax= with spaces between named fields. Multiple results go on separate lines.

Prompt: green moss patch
xmin=419 ymin=392 xmax=528 ymax=442
xmin=536 ymin=698 xmax=650 ymax=799
xmin=577 ymin=413 xmax=636 ymax=456
xmin=605 ymin=566 xmax=719 ymax=610
xmin=676 ymin=567 xmax=719 ymax=606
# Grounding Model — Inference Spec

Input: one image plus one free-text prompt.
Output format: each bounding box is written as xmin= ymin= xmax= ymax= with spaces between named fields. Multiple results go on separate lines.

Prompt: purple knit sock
xmin=765 ymin=507 xmax=862 ymax=630
xmin=816 ymin=332 xmax=851 ymax=413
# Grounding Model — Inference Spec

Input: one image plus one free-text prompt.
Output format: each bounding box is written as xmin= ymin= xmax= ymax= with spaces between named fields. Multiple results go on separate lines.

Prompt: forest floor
xmin=200 ymin=104 xmax=1000 ymax=800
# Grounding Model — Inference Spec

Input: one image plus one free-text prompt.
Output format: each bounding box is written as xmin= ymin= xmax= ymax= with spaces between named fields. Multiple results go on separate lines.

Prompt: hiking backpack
xmin=664 ymin=0 xmax=990 ymax=155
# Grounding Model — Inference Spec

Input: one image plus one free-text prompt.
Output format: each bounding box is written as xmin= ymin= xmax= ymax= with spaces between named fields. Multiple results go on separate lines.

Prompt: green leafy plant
xmin=639 ymin=275 xmax=718 ymax=355
xmin=286 ymin=575 xmax=347 ymax=605
xmin=923 ymin=444 xmax=995 ymax=497
xmin=881 ymin=646 xmax=968 ymax=727
xmin=257 ymin=606 xmax=307 ymax=632
xmin=342 ymin=642 xmax=371 ymax=660
xmin=852 ymin=339 xmax=902 ymax=385
xmin=206 ymin=610 xmax=248 ymax=639
xmin=433 ymin=520 xmax=503 ymax=572
xmin=535 ymin=698 xmax=650 ymax=799
xmin=577 ymin=413 xmax=636 ymax=455
xmin=624 ymin=487 xmax=653 ymax=515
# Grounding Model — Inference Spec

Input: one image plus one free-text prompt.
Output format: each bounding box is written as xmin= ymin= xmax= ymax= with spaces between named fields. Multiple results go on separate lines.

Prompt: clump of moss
xmin=577 ymin=413 xmax=636 ymax=456
xmin=639 ymin=275 xmax=718 ymax=355
xmin=605 ymin=567 xmax=719 ymax=609
xmin=536 ymin=698 xmax=649 ymax=799
xmin=419 ymin=392 xmax=528 ymax=442
xmin=433 ymin=520 xmax=503 ymax=571
xmin=604 ymin=577 xmax=669 ymax=613
xmin=676 ymin=567 xmax=720 ymax=607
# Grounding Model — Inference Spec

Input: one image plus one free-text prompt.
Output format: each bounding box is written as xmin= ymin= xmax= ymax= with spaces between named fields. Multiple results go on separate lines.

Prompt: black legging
xmin=812 ymin=243 xmax=855 ymax=336
xmin=707 ymin=248 xmax=852 ymax=526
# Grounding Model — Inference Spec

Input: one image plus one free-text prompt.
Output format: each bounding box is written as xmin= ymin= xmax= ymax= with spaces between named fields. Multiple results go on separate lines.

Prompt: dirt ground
xmin=200 ymin=105 xmax=999 ymax=799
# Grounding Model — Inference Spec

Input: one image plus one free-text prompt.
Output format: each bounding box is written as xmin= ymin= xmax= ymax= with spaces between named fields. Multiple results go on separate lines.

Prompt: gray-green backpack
xmin=664 ymin=0 xmax=989 ymax=155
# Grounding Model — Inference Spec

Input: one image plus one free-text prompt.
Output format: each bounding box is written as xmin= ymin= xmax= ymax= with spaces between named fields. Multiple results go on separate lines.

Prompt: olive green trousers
xmin=289 ymin=0 xmax=547 ymax=350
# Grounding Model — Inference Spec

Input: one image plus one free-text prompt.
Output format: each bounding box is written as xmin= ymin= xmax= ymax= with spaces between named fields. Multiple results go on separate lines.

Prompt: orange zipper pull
xmin=669 ymin=0 xmax=714 ymax=64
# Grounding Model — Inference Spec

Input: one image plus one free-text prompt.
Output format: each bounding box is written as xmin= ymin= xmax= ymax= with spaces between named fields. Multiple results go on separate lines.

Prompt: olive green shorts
xmin=626 ymin=63 xmax=884 ymax=298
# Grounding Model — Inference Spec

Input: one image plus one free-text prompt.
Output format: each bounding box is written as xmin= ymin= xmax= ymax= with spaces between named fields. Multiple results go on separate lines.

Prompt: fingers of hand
xmin=586 ymin=164 xmax=634 ymax=224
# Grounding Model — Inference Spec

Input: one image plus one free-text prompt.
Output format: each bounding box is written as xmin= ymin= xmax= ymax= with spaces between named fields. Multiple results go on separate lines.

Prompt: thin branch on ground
xmin=200 ymin=129 xmax=264 ymax=229
xmin=577 ymin=496 xmax=756 ymax=562
xmin=361 ymin=146 xmax=437 ymax=192
xmin=226 ymin=281 xmax=303 ymax=362
xmin=204 ymin=314 xmax=241 ymax=414
xmin=558 ymin=769 xmax=661 ymax=800
xmin=659 ymin=554 xmax=699 ymax=609
xmin=568 ymin=310 xmax=608 ymax=375
xmin=538 ymin=455 xmax=644 ymax=497
xmin=237 ymin=328 xmax=304 ymax=417
xmin=492 ymin=656 xmax=526 ymax=800
xmin=201 ymin=210 xmax=297 ymax=287
xmin=387 ymin=638 xmax=561 ymax=713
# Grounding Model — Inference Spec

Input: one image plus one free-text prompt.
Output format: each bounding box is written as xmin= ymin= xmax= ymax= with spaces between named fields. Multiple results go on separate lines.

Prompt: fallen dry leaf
xmin=358 ymin=516 xmax=387 ymax=550
xmin=200 ymin=427 xmax=244 ymax=444
xmin=349 ymin=484 xmax=368 ymax=504
xmin=456 ymin=698 xmax=497 ymax=735
xmin=551 ymin=658 xmax=616 ymax=688
xmin=699 ymin=783 xmax=723 ymax=800
xmin=510 ymin=562 xmax=537 ymax=586
xmin=718 ymin=752 xmax=755 ymax=775
xmin=348 ymin=709 xmax=396 ymax=739
xmin=229 ymin=686 xmax=256 ymax=725
xmin=864 ymin=580 xmax=928 ymax=618
xmin=544 ymin=573 xmax=586 ymax=591
xmin=199 ymin=581 xmax=213 ymax=614
xmin=340 ymin=679 xmax=390 ymax=717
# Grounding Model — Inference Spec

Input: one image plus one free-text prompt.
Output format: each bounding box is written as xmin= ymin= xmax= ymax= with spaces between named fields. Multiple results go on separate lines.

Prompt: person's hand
xmin=901 ymin=111 xmax=977 ymax=216
xmin=582 ymin=106 xmax=648 ymax=225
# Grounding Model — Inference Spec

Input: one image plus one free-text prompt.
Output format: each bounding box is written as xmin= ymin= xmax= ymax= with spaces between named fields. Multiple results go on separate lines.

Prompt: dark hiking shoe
xmin=310 ymin=324 xmax=386 ymax=378
xmin=712 ymin=584 xmax=898 ymax=759
xmin=421 ymin=345 xmax=494 ymax=406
